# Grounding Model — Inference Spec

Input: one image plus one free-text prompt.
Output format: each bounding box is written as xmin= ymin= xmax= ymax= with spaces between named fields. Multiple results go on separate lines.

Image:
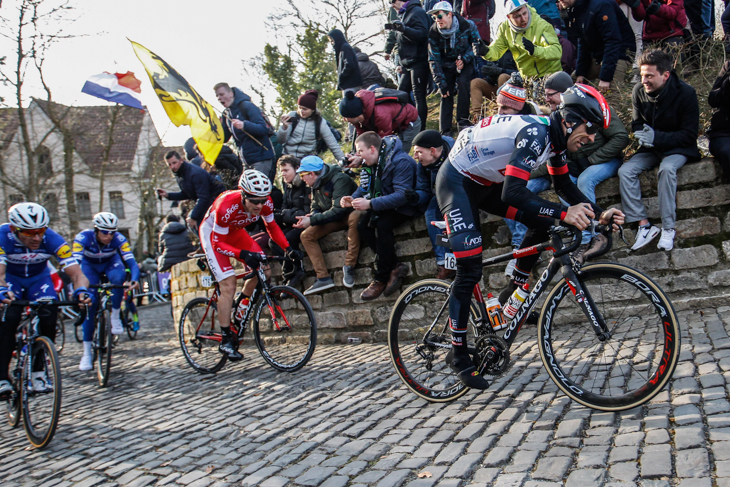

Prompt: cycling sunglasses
xmin=246 ymin=197 xmax=268 ymax=206
xmin=17 ymin=227 xmax=47 ymax=238
xmin=96 ymin=229 xmax=115 ymax=235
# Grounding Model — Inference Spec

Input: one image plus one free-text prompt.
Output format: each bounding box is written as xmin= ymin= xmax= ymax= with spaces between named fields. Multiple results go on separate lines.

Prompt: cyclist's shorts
xmin=6 ymin=270 xmax=58 ymax=301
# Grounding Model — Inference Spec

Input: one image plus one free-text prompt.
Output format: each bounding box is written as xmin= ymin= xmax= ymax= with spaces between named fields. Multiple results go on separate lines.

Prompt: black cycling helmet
xmin=558 ymin=83 xmax=611 ymax=135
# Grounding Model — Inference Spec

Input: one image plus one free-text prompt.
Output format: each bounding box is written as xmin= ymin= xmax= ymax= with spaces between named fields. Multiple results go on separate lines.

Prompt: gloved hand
xmin=285 ymin=247 xmax=303 ymax=262
xmin=439 ymin=84 xmax=450 ymax=97
xmin=0 ymin=286 xmax=12 ymax=302
xmin=73 ymin=286 xmax=90 ymax=302
xmin=239 ymin=250 xmax=264 ymax=269
xmin=404 ymin=190 xmax=419 ymax=205
xmin=521 ymin=37 xmax=535 ymax=55
xmin=481 ymin=62 xmax=503 ymax=78
xmin=392 ymin=20 xmax=405 ymax=32
xmin=636 ymin=124 xmax=655 ymax=148
xmin=645 ymin=0 xmax=661 ymax=15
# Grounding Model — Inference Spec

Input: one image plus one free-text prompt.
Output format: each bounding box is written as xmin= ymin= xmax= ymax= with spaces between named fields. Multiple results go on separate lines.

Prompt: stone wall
xmin=171 ymin=158 xmax=730 ymax=344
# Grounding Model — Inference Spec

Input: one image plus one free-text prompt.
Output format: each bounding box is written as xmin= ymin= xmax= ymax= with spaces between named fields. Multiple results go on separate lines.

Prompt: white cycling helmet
xmin=93 ymin=212 xmax=118 ymax=231
xmin=238 ymin=169 xmax=272 ymax=197
xmin=8 ymin=202 xmax=50 ymax=230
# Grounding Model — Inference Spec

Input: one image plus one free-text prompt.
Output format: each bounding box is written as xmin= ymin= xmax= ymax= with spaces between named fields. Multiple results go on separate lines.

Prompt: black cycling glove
xmin=239 ymin=250 xmax=264 ymax=269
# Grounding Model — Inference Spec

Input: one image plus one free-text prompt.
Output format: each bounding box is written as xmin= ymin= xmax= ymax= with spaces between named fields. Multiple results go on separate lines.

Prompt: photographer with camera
xmin=341 ymin=132 xmax=418 ymax=301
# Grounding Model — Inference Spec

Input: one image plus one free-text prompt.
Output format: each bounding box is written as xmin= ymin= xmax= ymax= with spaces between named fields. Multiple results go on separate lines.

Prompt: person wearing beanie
xmin=339 ymin=89 xmax=420 ymax=154
xmin=495 ymin=73 xmax=540 ymax=115
xmin=277 ymin=89 xmax=345 ymax=161
xmin=484 ymin=0 xmax=562 ymax=80
xmin=409 ymin=130 xmax=456 ymax=280
xmin=427 ymin=1 xmax=482 ymax=134
xmin=505 ymin=75 xmax=629 ymax=266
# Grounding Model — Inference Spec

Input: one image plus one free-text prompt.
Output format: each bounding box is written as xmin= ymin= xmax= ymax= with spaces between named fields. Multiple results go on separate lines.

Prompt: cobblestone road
xmin=1 ymin=302 xmax=729 ymax=486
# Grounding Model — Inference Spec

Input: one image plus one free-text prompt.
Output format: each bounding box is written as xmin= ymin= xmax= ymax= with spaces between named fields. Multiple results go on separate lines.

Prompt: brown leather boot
xmin=360 ymin=281 xmax=386 ymax=301
xmin=384 ymin=263 xmax=408 ymax=296
xmin=436 ymin=265 xmax=456 ymax=280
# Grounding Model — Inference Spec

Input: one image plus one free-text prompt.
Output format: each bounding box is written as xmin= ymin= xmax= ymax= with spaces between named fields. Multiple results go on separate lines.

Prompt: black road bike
xmin=89 ymin=284 xmax=127 ymax=387
xmin=388 ymin=223 xmax=680 ymax=411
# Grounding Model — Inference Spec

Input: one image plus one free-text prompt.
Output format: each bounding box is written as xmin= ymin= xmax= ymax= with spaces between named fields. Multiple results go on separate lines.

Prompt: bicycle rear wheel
xmin=388 ymin=279 xmax=482 ymax=403
xmin=179 ymin=297 xmax=227 ymax=374
xmin=123 ymin=305 xmax=137 ymax=340
xmin=537 ymin=263 xmax=680 ymax=411
xmin=74 ymin=321 xmax=83 ymax=343
xmin=7 ymin=356 xmax=21 ymax=428
xmin=55 ymin=316 xmax=65 ymax=353
xmin=252 ymin=286 xmax=316 ymax=372
xmin=96 ymin=310 xmax=113 ymax=387
xmin=22 ymin=336 xmax=62 ymax=449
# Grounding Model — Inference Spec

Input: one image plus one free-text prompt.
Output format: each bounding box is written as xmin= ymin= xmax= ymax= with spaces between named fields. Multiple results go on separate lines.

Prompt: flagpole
xmin=222 ymin=112 xmax=270 ymax=151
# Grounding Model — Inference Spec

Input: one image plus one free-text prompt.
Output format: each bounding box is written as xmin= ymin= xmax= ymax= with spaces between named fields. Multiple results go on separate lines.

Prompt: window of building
xmin=109 ymin=191 xmax=125 ymax=219
xmin=8 ymin=194 xmax=24 ymax=206
xmin=37 ymin=146 xmax=52 ymax=178
xmin=76 ymin=192 xmax=92 ymax=219
xmin=43 ymin=193 xmax=58 ymax=221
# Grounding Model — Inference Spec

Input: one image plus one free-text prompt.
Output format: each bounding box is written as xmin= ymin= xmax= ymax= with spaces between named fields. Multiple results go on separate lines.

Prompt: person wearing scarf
xmin=427 ymin=1 xmax=483 ymax=135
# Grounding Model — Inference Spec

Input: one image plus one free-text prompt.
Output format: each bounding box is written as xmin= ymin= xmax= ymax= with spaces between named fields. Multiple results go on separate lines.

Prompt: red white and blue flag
xmin=81 ymin=72 xmax=144 ymax=109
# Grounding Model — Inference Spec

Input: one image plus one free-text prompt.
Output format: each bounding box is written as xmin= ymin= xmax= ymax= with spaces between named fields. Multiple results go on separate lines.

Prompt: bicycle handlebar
xmin=90 ymin=284 xmax=129 ymax=290
xmin=7 ymin=300 xmax=80 ymax=307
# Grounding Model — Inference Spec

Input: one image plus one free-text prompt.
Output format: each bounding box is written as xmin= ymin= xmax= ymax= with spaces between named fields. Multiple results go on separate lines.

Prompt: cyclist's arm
xmin=0 ymin=263 xmax=14 ymax=303
xmin=116 ymin=236 xmax=141 ymax=282
xmin=263 ymin=217 xmax=289 ymax=251
xmin=501 ymin=124 xmax=570 ymax=220
xmin=548 ymin=156 xmax=603 ymax=216
xmin=64 ymin=263 xmax=90 ymax=291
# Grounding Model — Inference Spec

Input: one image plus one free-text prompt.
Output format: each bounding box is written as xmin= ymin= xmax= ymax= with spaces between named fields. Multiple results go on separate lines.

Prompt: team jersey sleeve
xmin=261 ymin=198 xmax=289 ymax=250
xmin=547 ymin=154 xmax=603 ymax=217
xmin=72 ymin=232 xmax=86 ymax=261
xmin=0 ymin=244 xmax=6 ymax=266
xmin=115 ymin=234 xmax=140 ymax=282
xmin=47 ymin=229 xmax=78 ymax=269
xmin=501 ymin=123 xmax=570 ymax=221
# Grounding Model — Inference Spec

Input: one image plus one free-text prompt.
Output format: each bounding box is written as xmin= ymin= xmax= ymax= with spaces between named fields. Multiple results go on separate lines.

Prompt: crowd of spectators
xmin=151 ymin=0 xmax=730 ymax=303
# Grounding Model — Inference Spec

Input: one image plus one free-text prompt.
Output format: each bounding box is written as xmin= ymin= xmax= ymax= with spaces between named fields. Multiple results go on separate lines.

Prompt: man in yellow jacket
xmin=485 ymin=0 xmax=562 ymax=79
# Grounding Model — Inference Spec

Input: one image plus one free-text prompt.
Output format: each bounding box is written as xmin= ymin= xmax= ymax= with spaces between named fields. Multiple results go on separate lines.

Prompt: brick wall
xmin=171 ymin=158 xmax=730 ymax=343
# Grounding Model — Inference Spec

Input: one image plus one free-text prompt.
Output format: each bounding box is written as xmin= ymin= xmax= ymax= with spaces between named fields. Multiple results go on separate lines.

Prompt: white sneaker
xmin=79 ymin=354 xmax=93 ymax=371
xmin=111 ymin=313 xmax=124 ymax=335
xmin=657 ymin=228 xmax=676 ymax=251
xmin=30 ymin=372 xmax=52 ymax=392
xmin=631 ymin=225 xmax=661 ymax=251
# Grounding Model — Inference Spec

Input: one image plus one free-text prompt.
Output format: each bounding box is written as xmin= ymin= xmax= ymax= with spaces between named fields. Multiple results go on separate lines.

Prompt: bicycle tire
xmin=55 ymin=316 xmax=65 ymax=353
xmin=74 ymin=321 xmax=83 ymax=343
xmin=537 ymin=262 xmax=680 ymax=411
xmin=21 ymin=336 xmax=62 ymax=449
xmin=7 ymin=355 xmax=21 ymax=428
xmin=179 ymin=297 xmax=227 ymax=374
xmin=388 ymin=279 xmax=482 ymax=403
xmin=124 ymin=306 xmax=137 ymax=340
xmin=252 ymin=286 xmax=317 ymax=372
xmin=96 ymin=310 xmax=112 ymax=387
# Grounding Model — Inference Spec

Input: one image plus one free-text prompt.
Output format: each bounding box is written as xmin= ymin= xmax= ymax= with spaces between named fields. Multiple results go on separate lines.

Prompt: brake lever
xmin=617 ymin=225 xmax=628 ymax=246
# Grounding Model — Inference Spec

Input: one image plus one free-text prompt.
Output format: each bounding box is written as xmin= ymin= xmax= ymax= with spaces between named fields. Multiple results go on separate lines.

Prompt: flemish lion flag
xmin=130 ymin=40 xmax=223 ymax=164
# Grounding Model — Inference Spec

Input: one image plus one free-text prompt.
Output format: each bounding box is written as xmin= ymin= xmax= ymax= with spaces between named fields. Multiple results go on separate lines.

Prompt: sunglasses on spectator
xmin=432 ymin=13 xmax=448 ymax=20
xmin=17 ymin=227 xmax=47 ymax=238
xmin=298 ymin=171 xmax=313 ymax=177
xmin=97 ymin=229 xmax=115 ymax=235
xmin=246 ymin=197 xmax=268 ymax=206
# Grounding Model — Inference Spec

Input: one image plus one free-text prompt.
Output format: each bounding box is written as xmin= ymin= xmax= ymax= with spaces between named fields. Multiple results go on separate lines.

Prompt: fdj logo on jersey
xmin=467 ymin=146 xmax=479 ymax=164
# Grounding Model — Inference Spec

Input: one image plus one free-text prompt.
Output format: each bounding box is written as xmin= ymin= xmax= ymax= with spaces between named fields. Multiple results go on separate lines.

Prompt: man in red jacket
xmin=630 ymin=0 xmax=687 ymax=49
xmin=339 ymin=89 xmax=421 ymax=153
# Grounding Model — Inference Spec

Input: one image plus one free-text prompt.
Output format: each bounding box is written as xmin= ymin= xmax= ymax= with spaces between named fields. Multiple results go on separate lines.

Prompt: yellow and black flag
xmin=130 ymin=40 xmax=223 ymax=164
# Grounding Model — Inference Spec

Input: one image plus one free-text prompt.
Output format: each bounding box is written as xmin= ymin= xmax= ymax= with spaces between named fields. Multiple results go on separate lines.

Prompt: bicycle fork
xmin=560 ymin=261 xmax=610 ymax=341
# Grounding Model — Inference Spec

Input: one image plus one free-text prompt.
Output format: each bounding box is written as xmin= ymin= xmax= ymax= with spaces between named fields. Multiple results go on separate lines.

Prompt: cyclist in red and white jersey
xmin=199 ymin=169 xmax=301 ymax=360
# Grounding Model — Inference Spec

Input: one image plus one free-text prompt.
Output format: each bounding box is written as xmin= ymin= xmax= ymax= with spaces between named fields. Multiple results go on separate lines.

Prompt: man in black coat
xmin=328 ymin=29 xmax=363 ymax=93
xmin=156 ymin=151 xmax=226 ymax=234
xmin=158 ymin=214 xmax=197 ymax=272
xmin=389 ymin=0 xmax=432 ymax=129
xmin=559 ymin=0 xmax=636 ymax=92
xmin=618 ymin=49 xmax=700 ymax=253
xmin=708 ymin=60 xmax=730 ymax=182
xmin=274 ymin=156 xmax=311 ymax=287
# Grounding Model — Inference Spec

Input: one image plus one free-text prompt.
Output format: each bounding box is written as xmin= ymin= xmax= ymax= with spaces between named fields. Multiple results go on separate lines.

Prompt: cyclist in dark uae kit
xmin=437 ymin=84 xmax=625 ymax=389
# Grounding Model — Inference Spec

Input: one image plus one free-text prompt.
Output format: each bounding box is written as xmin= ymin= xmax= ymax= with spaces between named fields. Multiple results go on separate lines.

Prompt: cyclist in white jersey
xmin=436 ymin=84 xmax=625 ymax=389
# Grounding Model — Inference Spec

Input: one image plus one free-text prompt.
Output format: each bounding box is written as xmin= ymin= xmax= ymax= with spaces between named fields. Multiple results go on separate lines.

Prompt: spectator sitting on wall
xmin=158 ymin=214 xmax=197 ymax=272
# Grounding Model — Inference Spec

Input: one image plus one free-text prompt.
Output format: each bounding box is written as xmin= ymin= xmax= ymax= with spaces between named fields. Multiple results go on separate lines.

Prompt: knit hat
xmin=544 ymin=71 xmax=574 ymax=93
xmin=504 ymin=0 xmax=528 ymax=14
xmin=496 ymin=82 xmax=526 ymax=111
xmin=339 ymin=91 xmax=364 ymax=118
xmin=297 ymin=89 xmax=319 ymax=110
xmin=412 ymin=130 xmax=444 ymax=149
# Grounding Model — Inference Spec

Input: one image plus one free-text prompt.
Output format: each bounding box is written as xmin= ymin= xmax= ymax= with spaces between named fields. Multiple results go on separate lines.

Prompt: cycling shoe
xmin=445 ymin=350 xmax=491 ymax=390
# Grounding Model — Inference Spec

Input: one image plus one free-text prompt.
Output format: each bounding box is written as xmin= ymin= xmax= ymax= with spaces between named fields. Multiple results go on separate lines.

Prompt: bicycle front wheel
xmin=252 ymin=286 xmax=316 ymax=372
xmin=388 ymin=279 xmax=481 ymax=403
xmin=96 ymin=310 xmax=113 ymax=387
xmin=123 ymin=306 xmax=137 ymax=340
xmin=538 ymin=263 xmax=680 ymax=411
xmin=7 ymin=356 xmax=21 ymax=428
xmin=55 ymin=316 xmax=65 ymax=353
xmin=22 ymin=336 xmax=62 ymax=449
xmin=179 ymin=297 xmax=227 ymax=374
xmin=74 ymin=320 xmax=83 ymax=343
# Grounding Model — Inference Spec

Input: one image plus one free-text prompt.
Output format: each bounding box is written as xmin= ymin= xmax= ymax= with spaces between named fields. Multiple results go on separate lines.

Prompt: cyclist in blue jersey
xmin=0 ymin=203 xmax=91 ymax=395
xmin=74 ymin=212 xmax=140 ymax=372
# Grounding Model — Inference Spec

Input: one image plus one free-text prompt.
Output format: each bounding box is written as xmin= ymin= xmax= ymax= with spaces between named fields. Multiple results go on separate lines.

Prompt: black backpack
xmin=289 ymin=114 xmax=343 ymax=155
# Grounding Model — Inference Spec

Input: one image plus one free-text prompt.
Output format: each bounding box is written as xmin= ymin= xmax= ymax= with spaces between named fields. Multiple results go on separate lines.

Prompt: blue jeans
xmin=81 ymin=257 xmax=127 ymax=342
xmin=425 ymin=196 xmax=447 ymax=265
xmin=504 ymin=177 xmax=552 ymax=248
